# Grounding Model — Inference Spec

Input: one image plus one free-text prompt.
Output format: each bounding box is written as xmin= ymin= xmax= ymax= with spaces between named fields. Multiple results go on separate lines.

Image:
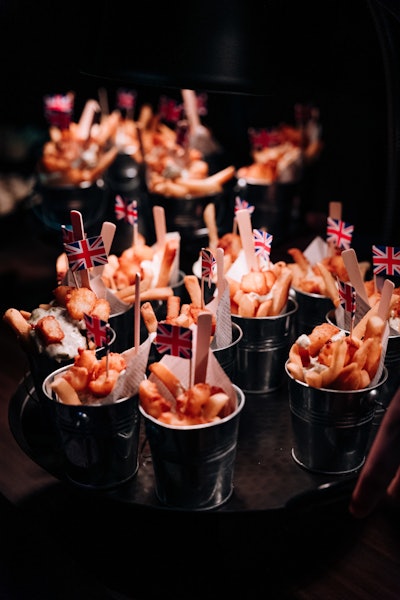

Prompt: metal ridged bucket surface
xmin=140 ymin=385 xmax=245 ymax=510
xmin=285 ymin=362 xmax=388 ymax=475
xmin=232 ymin=298 xmax=298 ymax=394
xmin=42 ymin=366 xmax=141 ymax=489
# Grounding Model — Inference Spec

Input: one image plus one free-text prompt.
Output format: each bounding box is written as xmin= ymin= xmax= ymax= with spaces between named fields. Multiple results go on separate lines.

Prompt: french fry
xmin=316 ymin=261 xmax=340 ymax=307
xmin=3 ymin=308 xmax=33 ymax=349
xmin=149 ymin=362 xmax=186 ymax=398
xmin=155 ymin=238 xmax=179 ymax=288
xmin=140 ymin=302 xmax=158 ymax=334
xmin=50 ymin=377 xmax=82 ymax=406
xmin=184 ymin=275 xmax=202 ymax=307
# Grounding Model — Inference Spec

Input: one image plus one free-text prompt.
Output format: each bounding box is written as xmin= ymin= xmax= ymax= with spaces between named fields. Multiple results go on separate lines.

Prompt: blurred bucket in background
xmin=286 ymin=362 xmax=388 ymax=475
xmin=146 ymin=192 xmax=217 ymax=275
xmin=212 ymin=322 xmax=243 ymax=381
xmin=234 ymin=178 xmax=301 ymax=245
xmin=28 ymin=179 xmax=109 ymax=247
xmin=232 ymin=297 xmax=298 ymax=394
xmin=139 ymin=384 xmax=245 ymax=510
xmin=291 ymin=287 xmax=334 ymax=337
xmin=42 ymin=365 xmax=141 ymax=489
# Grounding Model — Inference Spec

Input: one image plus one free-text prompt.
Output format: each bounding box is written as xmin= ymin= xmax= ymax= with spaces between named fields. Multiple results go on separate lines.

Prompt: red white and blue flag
xmin=115 ymin=195 xmax=138 ymax=225
xmin=64 ymin=235 xmax=108 ymax=272
xmin=372 ymin=245 xmax=400 ymax=276
xmin=326 ymin=218 xmax=354 ymax=250
xmin=201 ymin=248 xmax=216 ymax=287
xmin=338 ymin=279 xmax=356 ymax=316
xmin=235 ymin=196 xmax=254 ymax=215
xmin=61 ymin=224 xmax=75 ymax=244
xmin=44 ymin=93 xmax=73 ymax=130
xmin=253 ymin=228 xmax=273 ymax=262
xmin=84 ymin=314 xmax=110 ymax=348
xmin=158 ymin=96 xmax=183 ymax=124
xmin=116 ymin=88 xmax=136 ymax=111
xmin=155 ymin=323 xmax=193 ymax=359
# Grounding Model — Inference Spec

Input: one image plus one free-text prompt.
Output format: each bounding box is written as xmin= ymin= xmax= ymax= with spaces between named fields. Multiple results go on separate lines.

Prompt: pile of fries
xmin=227 ymin=260 xmax=293 ymax=318
xmin=140 ymin=274 xmax=216 ymax=336
xmin=139 ymin=362 xmax=232 ymax=425
xmin=3 ymin=286 xmax=111 ymax=356
xmin=286 ymin=314 xmax=385 ymax=390
xmin=39 ymin=105 xmax=120 ymax=187
xmin=49 ymin=349 xmax=127 ymax=405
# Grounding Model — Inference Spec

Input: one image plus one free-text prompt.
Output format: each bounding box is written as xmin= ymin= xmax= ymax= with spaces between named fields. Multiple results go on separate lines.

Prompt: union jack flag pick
xmin=64 ymin=235 xmax=108 ymax=272
xmin=253 ymin=228 xmax=273 ymax=263
xmin=84 ymin=314 xmax=111 ymax=348
xmin=235 ymin=196 xmax=254 ymax=215
xmin=372 ymin=245 xmax=400 ymax=276
xmin=326 ymin=217 xmax=354 ymax=250
xmin=115 ymin=195 xmax=138 ymax=225
xmin=155 ymin=323 xmax=193 ymax=359
xmin=338 ymin=279 xmax=356 ymax=317
xmin=201 ymin=248 xmax=216 ymax=288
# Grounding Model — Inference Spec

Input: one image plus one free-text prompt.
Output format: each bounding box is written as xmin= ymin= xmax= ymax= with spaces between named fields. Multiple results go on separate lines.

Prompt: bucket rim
xmin=139 ymin=384 xmax=245 ymax=431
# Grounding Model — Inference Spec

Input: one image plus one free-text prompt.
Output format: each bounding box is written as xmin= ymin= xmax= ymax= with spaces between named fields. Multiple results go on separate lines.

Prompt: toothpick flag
xmin=201 ymin=248 xmax=216 ymax=288
xmin=253 ymin=228 xmax=273 ymax=263
xmin=158 ymin=96 xmax=183 ymax=124
xmin=44 ymin=93 xmax=73 ymax=130
xmin=116 ymin=88 xmax=136 ymax=111
xmin=155 ymin=323 xmax=193 ymax=359
xmin=84 ymin=314 xmax=110 ymax=348
xmin=372 ymin=245 xmax=400 ymax=276
xmin=235 ymin=196 xmax=254 ymax=215
xmin=338 ymin=279 xmax=356 ymax=316
xmin=326 ymin=217 xmax=354 ymax=250
xmin=64 ymin=235 xmax=108 ymax=272
xmin=115 ymin=195 xmax=138 ymax=225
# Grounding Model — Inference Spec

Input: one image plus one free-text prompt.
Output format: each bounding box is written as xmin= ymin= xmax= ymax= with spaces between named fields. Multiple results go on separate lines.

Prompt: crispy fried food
xmin=140 ymin=301 xmax=158 ymax=334
xmin=50 ymin=377 xmax=82 ymax=406
xmin=229 ymin=261 xmax=292 ymax=318
xmin=184 ymin=275 xmax=202 ymax=307
xmin=316 ymin=261 xmax=340 ymax=307
xmin=35 ymin=315 xmax=65 ymax=345
xmin=139 ymin=375 xmax=232 ymax=425
xmin=54 ymin=349 xmax=126 ymax=403
xmin=286 ymin=315 xmax=385 ymax=390
xmin=65 ymin=287 xmax=97 ymax=321
xmin=149 ymin=362 xmax=186 ymax=398
xmin=3 ymin=308 xmax=33 ymax=348
xmin=155 ymin=238 xmax=179 ymax=288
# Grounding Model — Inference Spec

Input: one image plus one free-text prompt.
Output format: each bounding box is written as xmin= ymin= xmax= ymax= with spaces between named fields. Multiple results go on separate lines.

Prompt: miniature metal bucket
xmin=285 ymin=361 xmax=388 ymax=475
xmin=140 ymin=384 xmax=245 ymax=510
xmin=212 ymin=322 xmax=243 ymax=381
xmin=42 ymin=365 xmax=141 ymax=489
xmin=232 ymin=298 xmax=298 ymax=394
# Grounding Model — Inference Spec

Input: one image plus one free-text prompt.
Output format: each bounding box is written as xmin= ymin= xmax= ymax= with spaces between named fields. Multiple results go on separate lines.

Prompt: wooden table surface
xmin=0 ymin=206 xmax=399 ymax=599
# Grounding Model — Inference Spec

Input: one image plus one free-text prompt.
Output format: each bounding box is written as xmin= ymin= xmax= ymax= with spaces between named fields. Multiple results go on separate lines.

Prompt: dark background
xmin=0 ymin=0 xmax=395 ymax=258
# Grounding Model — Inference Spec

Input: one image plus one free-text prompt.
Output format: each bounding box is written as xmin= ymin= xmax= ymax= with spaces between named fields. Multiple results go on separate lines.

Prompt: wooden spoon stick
xmin=236 ymin=209 xmax=258 ymax=271
xmin=194 ymin=312 xmax=212 ymax=384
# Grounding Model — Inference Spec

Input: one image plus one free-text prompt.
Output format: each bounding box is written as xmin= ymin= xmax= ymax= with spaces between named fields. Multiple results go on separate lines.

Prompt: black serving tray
xmin=9 ymin=374 xmax=360 ymax=513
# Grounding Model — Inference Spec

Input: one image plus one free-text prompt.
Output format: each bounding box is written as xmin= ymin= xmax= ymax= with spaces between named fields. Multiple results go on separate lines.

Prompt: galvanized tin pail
xmin=140 ymin=384 xmax=245 ymax=510
xmin=286 ymin=361 xmax=388 ymax=475
xmin=232 ymin=298 xmax=298 ymax=394
xmin=42 ymin=365 xmax=141 ymax=489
